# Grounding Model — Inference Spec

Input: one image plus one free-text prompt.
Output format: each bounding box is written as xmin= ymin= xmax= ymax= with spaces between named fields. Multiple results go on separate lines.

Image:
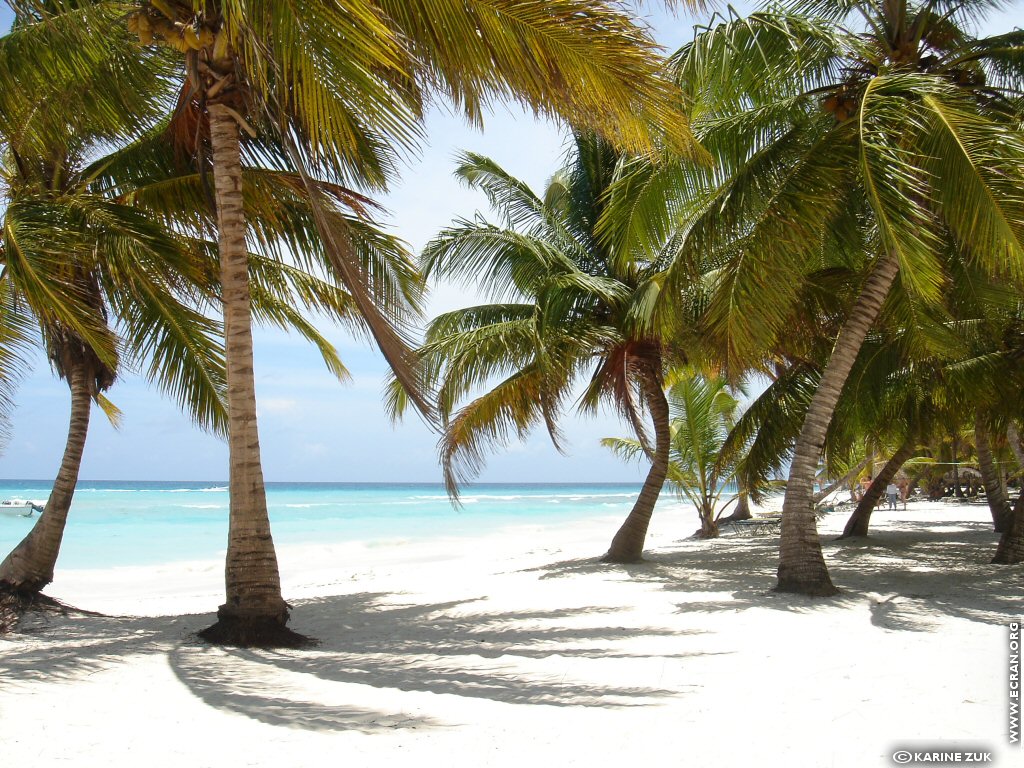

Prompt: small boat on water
xmin=0 ymin=499 xmax=44 ymax=517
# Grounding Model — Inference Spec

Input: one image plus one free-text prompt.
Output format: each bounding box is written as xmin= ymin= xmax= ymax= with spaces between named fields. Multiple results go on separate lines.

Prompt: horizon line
xmin=0 ymin=478 xmax=648 ymax=486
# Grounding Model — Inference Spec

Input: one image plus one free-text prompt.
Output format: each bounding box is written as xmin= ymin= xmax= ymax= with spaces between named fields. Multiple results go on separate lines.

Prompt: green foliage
xmin=402 ymin=133 xmax=692 ymax=495
xmin=613 ymin=1 xmax=1024 ymax=379
xmin=0 ymin=4 xmax=229 ymax=435
xmin=603 ymin=372 xmax=744 ymax=526
xmin=619 ymin=1 xmax=1024 ymax=508
xmin=0 ymin=2 xmax=431 ymax=442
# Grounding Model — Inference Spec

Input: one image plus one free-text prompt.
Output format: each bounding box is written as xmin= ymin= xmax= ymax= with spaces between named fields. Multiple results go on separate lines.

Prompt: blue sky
xmin=1 ymin=2 xmax=1021 ymax=483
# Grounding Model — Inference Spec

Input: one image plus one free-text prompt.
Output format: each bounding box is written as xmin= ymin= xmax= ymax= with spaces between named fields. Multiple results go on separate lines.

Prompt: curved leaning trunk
xmin=992 ymin=489 xmax=1024 ymax=564
xmin=719 ymin=489 xmax=751 ymax=524
xmin=839 ymin=440 xmax=914 ymax=539
xmin=778 ymin=252 xmax=900 ymax=596
xmin=812 ymin=454 xmax=873 ymax=507
xmin=1006 ymin=424 xmax=1024 ymax=468
xmin=198 ymin=104 xmax=300 ymax=647
xmin=0 ymin=360 xmax=92 ymax=597
xmin=975 ymin=417 xmax=1012 ymax=533
xmin=602 ymin=363 xmax=671 ymax=563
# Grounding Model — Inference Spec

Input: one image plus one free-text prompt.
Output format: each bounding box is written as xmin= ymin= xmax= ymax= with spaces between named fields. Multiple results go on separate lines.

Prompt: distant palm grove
xmin=0 ymin=0 xmax=1022 ymax=645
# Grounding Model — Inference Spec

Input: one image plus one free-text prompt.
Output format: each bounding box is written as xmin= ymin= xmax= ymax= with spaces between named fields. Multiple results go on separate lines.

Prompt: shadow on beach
xmin=0 ymin=590 xmax=700 ymax=734
xmin=1 ymin=512 xmax=1019 ymax=734
xmin=524 ymin=515 xmax=1020 ymax=628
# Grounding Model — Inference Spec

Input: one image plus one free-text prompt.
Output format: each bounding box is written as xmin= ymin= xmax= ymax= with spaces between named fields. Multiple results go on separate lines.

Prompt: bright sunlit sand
xmin=1 ymin=500 xmax=1018 ymax=767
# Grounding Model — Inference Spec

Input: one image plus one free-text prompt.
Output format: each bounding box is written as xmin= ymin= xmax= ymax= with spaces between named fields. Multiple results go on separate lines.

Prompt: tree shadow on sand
xmin=1 ymin=590 xmax=711 ymax=733
xmin=523 ymin=518 xmax=1020 ymax=629
xmin=826 ymin=519 xmax=1021 ymax=630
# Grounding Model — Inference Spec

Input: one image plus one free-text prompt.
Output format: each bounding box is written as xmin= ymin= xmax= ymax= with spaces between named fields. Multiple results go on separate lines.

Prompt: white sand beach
xmin=1 ymin=500 xmax=1019 ymax=767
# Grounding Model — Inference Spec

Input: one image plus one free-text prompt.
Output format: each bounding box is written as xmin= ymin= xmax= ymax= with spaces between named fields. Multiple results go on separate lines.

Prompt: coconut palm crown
xmin=400 ymin=132 xmax=696 ymax=562
xmin=109 ymin=0 xmax=704 ymax=645
xmin=0 ymin=5 xmax=228 ymax=608
xmin=0 ymin=4 xmax=420 ymax=631
xmin=660 ymin=0 xmax=1024 ymax=594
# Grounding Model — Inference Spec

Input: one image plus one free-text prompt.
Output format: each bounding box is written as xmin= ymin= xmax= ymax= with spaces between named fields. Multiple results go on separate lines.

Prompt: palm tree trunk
xmin=198 ymin=104 xmax=303 ymax=648
xmin=838 ymin=440 xmax=914 ymax=539
xmin=992 ymin=488 xmax=1024 ymax=564
xmin=719 ymin=488 xmax=752 ymax=524
xmin=0 ymin=359 xmax=92 ymax=596
xmin=951 ymin=438 xmax=963 ymax=497
xmin=1006 ymin=423 xmax=1024 ymax=468
xmin=698 ymin=501 xmax=720 ymax=538
xmin=602 ymin=361 xmax=670 ymax=563
xmin=812 ymin=454 xmax=873 ymax=506
xmin=975 ymin=417 xmax=1012 ymax=533
xmin=778 ymin=252 xmax=900 ymax=595
xmin=733 ymin=491 xmax=751 ymax=519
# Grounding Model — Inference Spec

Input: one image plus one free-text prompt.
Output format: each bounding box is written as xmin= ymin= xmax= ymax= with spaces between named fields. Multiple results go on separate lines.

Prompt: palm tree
xmin=603 ymin=372 xmax=745 ymax=538
xmin=994 ymin=412 xmax=1024 ymax=563
xmin=0 ymin=9 xmax=228 ymax=615
xmin=669 ymin=0 xmax=1024 ymax=594
xmin=839 ymin=440 xmax=916 ymax=537
xmin=992 ymin=492 xmax=1024 ymax=563
xmin=400 ymin=133 xmax=692 ymax=563
xmin=939 ymin=303 xmax=1024 ymax=560
xmin=973 ymin=413 xmax=1013 ymax=530
xmin=0 ymin=6 xmax=404 ymax=630
xmin=120 ymin=0 xmax=699 ymax=644
xmin=0 ymin=129 xmax=402 ymax=627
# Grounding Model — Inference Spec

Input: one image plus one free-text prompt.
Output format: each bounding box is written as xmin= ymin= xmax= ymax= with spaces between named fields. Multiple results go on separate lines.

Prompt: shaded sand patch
xmin=1 ymin=502 xmax=1018 ymax=767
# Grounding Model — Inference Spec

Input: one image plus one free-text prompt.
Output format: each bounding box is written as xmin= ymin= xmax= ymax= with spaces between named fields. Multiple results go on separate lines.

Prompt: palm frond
xmin=233 ymin=0 xmax=420 ymax=188
xmin=0 ymin=2 xmax=175 ymax=156
xmin=440 ymin=364 xmax=552 ymax=497
xmin=0 ymin=276 xmax=38 ymax=451
xmin=1 ymin=198 xmax=119 ymax=368
xmin=453 ymin=151 xmax=549 ymax=231
xmin=919 ymin=86 xmax=1024 ymax=282
xmin=378 ymin=0 xmax=700 ymax=157
xmin=858 ymin=74 xmax=946 ymax=302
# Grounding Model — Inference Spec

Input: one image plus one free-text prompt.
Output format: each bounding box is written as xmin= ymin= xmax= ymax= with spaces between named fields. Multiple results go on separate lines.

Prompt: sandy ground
xmin=1 ymin=500 xmax=1020 ymax=767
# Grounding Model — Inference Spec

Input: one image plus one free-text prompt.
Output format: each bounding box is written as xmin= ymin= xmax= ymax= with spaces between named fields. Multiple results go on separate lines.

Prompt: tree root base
xmin=991 ymin=547 xmax=1023 ymax=565
xmin=773 ymin=579 xmax=840 ymax=598
xmin=197 ymin=606 xmax=317 ymax=649
xmin=691 ymin=527 xmax=720 ymax=540
xmin=834 ymin=532 xmax=868 ymax=542
xmin=599 ymin=551 xmax=645 ymax=564
xmin=0 ymin=585 xmax=73 ymax=634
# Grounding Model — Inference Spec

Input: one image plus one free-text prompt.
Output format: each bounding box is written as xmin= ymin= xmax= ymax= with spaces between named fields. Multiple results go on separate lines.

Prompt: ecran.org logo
xmin=1011 ymin=621 xmax=1021 ymax=746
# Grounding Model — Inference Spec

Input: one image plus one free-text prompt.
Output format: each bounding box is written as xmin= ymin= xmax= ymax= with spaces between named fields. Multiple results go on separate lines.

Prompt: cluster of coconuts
xmin=821 ymin=90 xmax=859 ymax=123
xmin=126 ymin=0 xmax=224 ymax=57
xmin=820 ymin=46 xmax=988 ymax=123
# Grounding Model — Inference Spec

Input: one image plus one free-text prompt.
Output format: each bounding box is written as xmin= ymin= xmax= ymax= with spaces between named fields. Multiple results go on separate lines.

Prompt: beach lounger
xmin=726 ymin=516 xmax=781 ymax=537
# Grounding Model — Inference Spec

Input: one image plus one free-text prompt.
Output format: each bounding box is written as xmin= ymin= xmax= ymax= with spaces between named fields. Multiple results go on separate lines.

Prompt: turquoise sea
xmin=0 ymin=480 xmax=693 ymax=570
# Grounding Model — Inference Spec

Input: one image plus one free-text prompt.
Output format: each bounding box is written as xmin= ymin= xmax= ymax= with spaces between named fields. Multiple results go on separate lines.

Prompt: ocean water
xmin=0 ymin=480 xmax=695 ymax=569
